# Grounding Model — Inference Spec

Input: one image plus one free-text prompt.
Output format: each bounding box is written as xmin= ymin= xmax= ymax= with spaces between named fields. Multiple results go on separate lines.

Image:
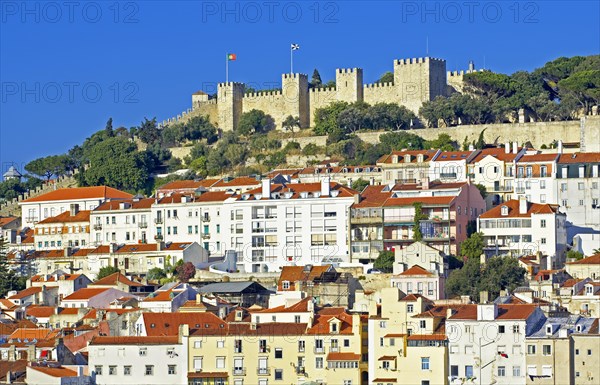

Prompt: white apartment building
xmin=88 ymin=333 xmax=188 ymax=385
xmin=224 ymin=179 xmax=357 ymax=273
xmin=19 ymin=186 xmax=132 ymax=228
xmin=90 ymin=198 xmax=154 ymax=246
xmin=34 ymin=204 xmax=91 ymax=250
xmin=514 ymin=151 xmax=560 ymax=205
xmin=478 ymin=197 xmax=568 ymax=268
xmin=446 ymin=303 xmax=546 ymax=385
xmin=555 ymin=152 xmax=600 ymax=241
xmin=429 ymin=150 xmax=477 ymax=182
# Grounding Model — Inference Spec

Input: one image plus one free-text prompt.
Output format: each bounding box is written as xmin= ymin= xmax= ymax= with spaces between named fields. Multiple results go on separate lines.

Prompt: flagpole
xmin=226 ymin=53 xmax=229 ymax=83
xmin=290 ymin=46 xmax=293 ymax=74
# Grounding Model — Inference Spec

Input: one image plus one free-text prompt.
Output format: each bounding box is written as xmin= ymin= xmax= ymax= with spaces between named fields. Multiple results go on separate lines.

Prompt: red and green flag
xmin=227 ymin=53 xmax=236 ymax=61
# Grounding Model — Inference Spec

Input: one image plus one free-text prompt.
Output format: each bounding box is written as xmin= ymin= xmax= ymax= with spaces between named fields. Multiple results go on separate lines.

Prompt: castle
xmin=171 ymin=56 xmax=469 ymax=131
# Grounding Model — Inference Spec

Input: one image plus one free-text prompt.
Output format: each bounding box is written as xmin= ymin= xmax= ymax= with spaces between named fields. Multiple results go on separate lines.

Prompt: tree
xmin=104 ymin=117 xmax=114 ymax=137
xmin=459 ymin=232 xmax=485 ymax=260
xmin=412 ymin=202 xmax=427 ymax=241
xmin=351 ymin=178 xmax=370 ymax=192
xmin=176 ymin=261 xmax=196 ymax=282
xmin=302 ymin=143 xmax=321 ymax=156
xmin=558 ymin=70 xmax=600 ymax=114
xmin=96 ymin=265 xmax=120 ymax=280
xmin=237 ymin=110 xmax=273 ymax=135
xmin=310 ymin=69 xmax=322 ymax=88
xmin=425 ymin=133 xmax=457 ymax=151
xmin=147 ymin=267 xmax=168 ymax=281
xmin=566 ymin=250 xmax=584 ymax=261
xmin=313 ymin=101 xmax=349 ymax=135
xmin=25 ymin=155 xmax=68 ymax=181
xmin=136 ymin=117 xmax=161 ymax=145
xmin=0 ymin=237 xmax=24 ymax=297
xmin=474 ymin=128 xmax=487 ymax=149
xmin=475 ymin=184 xmax=488 ymax=199
xmin=374 ymin=250 xmax=395 ymax=273
xmin=282 ymin=115 xmax=301 ymax=134
xmin=377 ymin=71 xmax=394 ymax=84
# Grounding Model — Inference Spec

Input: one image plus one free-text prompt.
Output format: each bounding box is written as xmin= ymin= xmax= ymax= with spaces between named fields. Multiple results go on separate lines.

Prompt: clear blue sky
xmin=1 ymin=0 xmax=599 ymax=171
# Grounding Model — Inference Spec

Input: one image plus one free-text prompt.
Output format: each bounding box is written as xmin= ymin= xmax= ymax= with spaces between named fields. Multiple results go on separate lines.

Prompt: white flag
xmin=291 ymin=43 xmax=300 ymax=50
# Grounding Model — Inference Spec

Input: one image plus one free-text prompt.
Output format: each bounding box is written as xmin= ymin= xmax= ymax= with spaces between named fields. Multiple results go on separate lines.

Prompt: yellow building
xmin=187 ymin=306 xmax=368 ymax=385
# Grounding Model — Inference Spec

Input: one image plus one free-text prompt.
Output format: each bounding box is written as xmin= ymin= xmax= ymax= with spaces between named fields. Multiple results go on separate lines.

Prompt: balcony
xmin=258 ymin=346 xmax=270 ymax=353
xmin=257 ymin=368 xmax=270 ymax=375
xmin=314 ymin=347 xmax=325 ymax=354
xmin=330 ymin=346 xmax=340 ymax=353
xmin=232 ymin=367 xmax=246 ymax=376
xmin=154 ymin=234 xmax=163 ymax=241
xmin=350 ymin=215 xmax=383 ymax=225
xmin=154 ymin=218 xmax=163 ymax=224
xmin=138 ymin=222 xmax=148 ymax=228
xmin=25 ymin=216 xmax=38 ymax=223
xmin=202 ymin=233 xmax=211 ymax=239
xmin=384 ymin=216 xmax=415 ymax=223
xmin=296 ymin=367 xmax=306 ymax=375
xmin=93 ymin=224 xmax=102 ymax=230
xmin=515 ymin=187 xmax=526 ymax=194
xmin=202 ymin=215 xmax=211 ymax=222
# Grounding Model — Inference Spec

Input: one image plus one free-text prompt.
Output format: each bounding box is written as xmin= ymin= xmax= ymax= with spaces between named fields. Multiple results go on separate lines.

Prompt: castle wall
xmin=308 ymin=87 xmax=338 ymax=127
xmin=218 ymin=82 xmax=245 ymax=131
xmin=363 ymin=82 xmax=398 ymax=105
xmin=242 ymin=90 xmax=287 ymax=129
xmin=394 ymin=57 xmax=446 ymax=114
xmin=194 ymin=100 xmax=219 ymax=127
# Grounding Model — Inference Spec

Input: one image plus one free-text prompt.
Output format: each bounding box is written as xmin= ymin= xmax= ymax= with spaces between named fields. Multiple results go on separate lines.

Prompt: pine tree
xmin=0 ymin=236 xmax=20 ymax=297
xmin=310 ymin=69 xmax=322 ymax=88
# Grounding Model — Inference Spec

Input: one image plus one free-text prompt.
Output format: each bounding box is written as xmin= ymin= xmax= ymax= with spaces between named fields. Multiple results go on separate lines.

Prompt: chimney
xmin=557 ymin=140 xmax=563 ymax=154
xmin=157 ymin=241 xmax=165 ymax=251
xmin=477 ymin=303 xmax=498 ymax=321
xmin=505 ymin=142 xmax=510 ymax=154
xmin=422 ymin=177 xmax=430 ymax=190
xmin=446 ymin=308 xmax=455 ymax=319
xmin=479 ymin=290 xmax=489 ymax=304
xmin=519 ymin=196 xmax=528 ymax=214
xmin=469 ymin=144 xmax=474 ymax=151
xmin=69 ymin=204 xmax=79 ymax=217
xmin=64 ymin=247 xmax=72 ymax=257
xmin=77 ymin=366 xmax=84 ymax=377
xmin=512 ymin=142 xmax=518 ymax=154
xmin=321 ymin=177 xmax=331 ymax=196
xmin=196 ymin=293 xmax=202 ymax=304
xmin=110 ymin=243 xmax=118 ymax=253
xmin=261 ymin=179 xmax=271 ymax=199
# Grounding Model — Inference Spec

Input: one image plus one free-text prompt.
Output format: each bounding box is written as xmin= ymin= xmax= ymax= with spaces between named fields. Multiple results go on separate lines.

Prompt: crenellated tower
xmin=336 ymin=68 xmax=364 ymax=103
xmin=393 ymin=57 xmax=446 ymax=113
xmin=217 ymin=82 xmax=245 ymax=131
xmin=282 ymin=73 xmax=309 ymax=128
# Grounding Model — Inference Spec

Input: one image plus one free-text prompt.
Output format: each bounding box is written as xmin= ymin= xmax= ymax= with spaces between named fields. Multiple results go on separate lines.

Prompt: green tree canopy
xmin=237 ymin=110 xmax=274 ymax=135
xmin=96 ymin=265 xmax=120 ymax=280
xmin=374 ymin=250 xmax=395 ymax=273
xmin=310 ymin=69 xmax=323 ymax=88
xmin=377 ymin=71 xmax=394 ymax=84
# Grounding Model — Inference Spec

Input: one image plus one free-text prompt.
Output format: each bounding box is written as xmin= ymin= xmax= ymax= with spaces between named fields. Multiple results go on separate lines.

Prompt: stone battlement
xmin=447 ymin=70 xmax=465 ymax=77
xmin=218 ymin=82 xmax=245 ymax=87
xmin=245 ymin=90 xmax=283 ymax=98
xmin=395 ymin=57 xmax=445 ymax=65
xmin=364 ymin=82 xmax=394 ymax=88
xmin=282 ymin=73 xmax=308 ymax=79
xmin=310 ymin=86 xmax=336 ymax=93
xmin=337 ymin=68 xmax=362 ymax=74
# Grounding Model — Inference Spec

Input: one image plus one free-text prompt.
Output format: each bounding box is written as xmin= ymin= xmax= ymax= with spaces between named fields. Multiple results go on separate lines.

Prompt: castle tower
xmin=336 ymin=68 xmax=364 ymax=103
xmin=281 ymin=73 xmax=309 ymax=128
xmin=393 ymin=57 xmax=446 ymax=113
xmin=217 ymin=82 xmax=245 ymax=131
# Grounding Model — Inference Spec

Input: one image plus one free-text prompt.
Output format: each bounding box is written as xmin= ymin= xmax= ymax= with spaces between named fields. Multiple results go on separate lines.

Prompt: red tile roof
xmin=407 ymin=334 xmax=447 ymax=341
xmin=398 ymin=265 xmax=435 ymax=277
xmin=212 ymin=177 xmax=261 ymax=188
xmin=566 ymin=253 xmax=600 ymax=265
xmin=8 ymin=328 xmax=58 ymax=341
xmin=143 ymin=312 xmax=226 ymax=336
xmin=28 ymin=366 xmax=78 ymax=378
xmin=278 ymin=265 xmax=332 ymax=290
xmin=188 ymin=372 xmax=228 ymax=379
xmin=353 ymin=185 xmax=457 ymax=208
xmin=377 ymin=150 xmax=438 ymax=164
xmin=90 ymin=272 xmax=144 ymax=287
xmin=326 ymin=352 xmax=360 ymax=361
xmin=239 ymin=182 xmax=357 ymax=201
xmin=470 ymin=147 xmax=523 ymax=163
xmin=480 ymin=199 xmax=559 ymax=218
xmin=557 ymin=152 xmax=600 ymax=164
xmin=19 ymin=228 xmax=35 ymax=244
xmin=93 ymin=198 xmax=154 ymax=211
xmin=25 ymin=306 xmax=55 ymax=318
xmin=517 ymin=153 xmax=560 ymax=163
xmin=448 ymin=304 xmax=538 ymax=320
xmin=61 ymin=288 xmax=110 ymax=301
xmin=157 ymin=179 xmax=219 ymax=191
xmin=89 ymin=336 xmax=179 ymax=345
xmin=433 ymin=151 xmax=474 ymax=162
xmin=31 ymin=273 xmax=82 ymax=283
xmin=37 ymin=210 xmax=90 ymax=224
xmin=252 ymin=297 xmax=311 ymax=313
xmin=21 ymin=186 xmax=132 ymax=203
xmin=0 ymin=216 xmax=19 ymax=227
xmin=8 ymin=286 xmax=42 ymax=300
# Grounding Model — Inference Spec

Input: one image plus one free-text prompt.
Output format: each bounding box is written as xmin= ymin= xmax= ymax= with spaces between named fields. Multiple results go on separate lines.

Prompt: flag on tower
xmin=227 ymin=53 xmax=236 ymax=61
xmin=291 ymin=43 xmax=300 ymax=50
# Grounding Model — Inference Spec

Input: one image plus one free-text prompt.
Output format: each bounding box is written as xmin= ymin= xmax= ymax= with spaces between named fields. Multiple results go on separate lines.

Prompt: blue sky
xmin=1 ymin=0 xmax=599 ymax=171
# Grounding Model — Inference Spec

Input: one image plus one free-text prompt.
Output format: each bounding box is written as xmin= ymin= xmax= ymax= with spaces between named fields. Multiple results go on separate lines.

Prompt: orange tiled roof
xmin=90 ymin=272 xmax=144 ymax=287
xmin=278 ymin=265 xmax=332 ymax=287
xmin=188 ymin=372 xmax=229 ymax=379
xmin=0 ymin=216 xmax=19 ymax=227
xmin=449 ymin=304 xmax=538 ymax=320
xmin=212 ymin=177 xmax=261 ymax=188
xmin=28 ymin=366 xmax=78 ymax=378
xmin=37 ymin=210 xmax=90 ymax=224
xmin=517 ymin=153 xmax=560 ymax=163
xmin=469 ymin=147 xmax=523 ymax=163
xmin=93 ymin=198 xmax=154 ymax=211
xmin=407 ymin=334 xmax=447 ymax=341
xmin=25 ymin=306 xmax=55 ymax=318
xmin=557 ymin=152 xmax=600 ymax=164
xmin=566 ymin=253 xmax=600 ymax=265
xmin=143 ymin=312 xmax=226 ymax=336
xmin=8 ymin=286 xmax=42 ymax=300
xmin=31 ymin=273 xmax=82 ymax=283
xmin=239 ymin=182 xmax=357 ymax=201
xmin=89 ymin=243 xmax=192 ymax=255
xmin=326 ymin=352 xmax=360 ymax=361
xmin=157 ymin=179 xmax=219 ymax=191
xmin=252 ymin=297 xmax=311 ymax=313
xmin=8 ymin=328 xmax=58 ymax=341
xmin=225 ymin=322 xmax=308 ymax=336
xmin=378 ymin=355 xmax=397 ymax=361
xmin=480 ymin=200 xmax=559 ymax=219
xmin=21 ymin=186 xmax=132 ymax=203
xmin=61 ymin=288 xmax=109 ymax=301
xmin=307 ymin=311 xmax=355 ymax=335
xmin=398 ymin=265 xmax=435 ymax=277
xmin=377 ymin=150 xmax=438 ymax=164
xmin=433 ymin=151 xmax=474 ymax=162
xmin=89 ymin=336 xmax=179 ymax=345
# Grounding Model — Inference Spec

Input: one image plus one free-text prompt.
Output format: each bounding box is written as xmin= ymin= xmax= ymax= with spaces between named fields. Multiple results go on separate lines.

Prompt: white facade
xmin=446 ymin=304 xmax=545 ymax=385
xmin=88 ymin=336 xmax=187 ymax=385
xmin=90 ymin=199 xmax=153 ymax=247
xmin=223 ymin=179 xmax=356 ymax=273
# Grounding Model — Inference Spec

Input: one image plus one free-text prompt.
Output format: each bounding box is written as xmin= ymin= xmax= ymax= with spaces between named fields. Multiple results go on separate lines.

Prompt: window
xmin=513 ymin=325 xmax=520 ymax=334
xmin=316 ymin=357 xmax=323 ymax=368
xmin=234 ymin=339 xmax=242 ymax=353
xmin=451 ymin=365 xmax=458 ymax=377
xmin=282 ymin=281 xmax=290 ymax=290
xmin=541 ymin=238 xmax=546 ymax=244
xmin=123 ymin=366 xmax=131 ymax=375
xmin=295 ymin=315 xmax=301 ymax=323
xmin=298 ymin=340 xmax=305 ymax=352
xmin=499 ymin=325 xmax=505 ymax=333
xmin=139 ymin=348 xmax=147 ymax=356
xmin=274 ymin=369 xmax=283 ymax=380
xmin=421 ymin=357 xmax=430 ymax=370
xmin=420 ymin=320 xmax=426 ymax=329
xmin=542 ymin=365 xmax=552 ymax=377
xmin=379 ymin=337 xmax=384 ymax=347
xmin=168 ymin=365 xmax=176 ymax=375
xmin=390 ymin=338 xmax=395 ymax=346
xmin=275 ymin=348 xmax=283 ymax=359
xmin=575 ymin=349 xmax=579 ymax=355
xmin=527 ymin=345 xmax=536 ymax=355
xmin=194 ymin=341 xmax=202 ymax=349
xmin=407 ymin=304 xmax=414 ymax=313
xmin=465 ymin=365 xmax=473 ymax=378
xmin=193 ymin=356 xmax=203 ymax=370
xmin=527 ymin=366 xmax=537 ymax=376
xmin=513 ymin=366 xmax=521 ymax=377
xmin=216 ymin=356 xmax=225 ymax=369
xmin=579 ymin=199 xmax=584 ymax=206
xmin=578 ymin=182 xmax=585 ymax=190
xmin=382 ymin=361 xmax=390 ymax=369
xmin=343 ymin=381 xmax=352 ymax=385
xmin=145 ymin=365 xmax=154 ymax=376
xmin=498 ymin=366 xmax=505 ymax=377
xmin=588 ymin=349 xmax=592 ymax=355
xmin=95 ymin=366 xmax=103 ymax=375
xmin=217 ymin=340 xmax=225 ymax=348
